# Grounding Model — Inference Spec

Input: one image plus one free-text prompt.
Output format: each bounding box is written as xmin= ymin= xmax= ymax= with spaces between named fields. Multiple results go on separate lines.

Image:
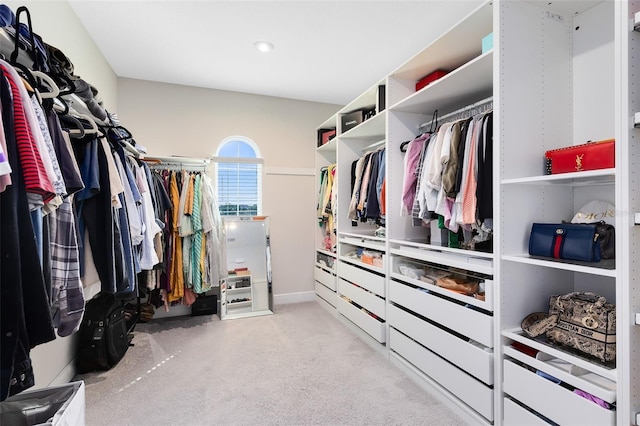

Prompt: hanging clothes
xmin=317 ymin=164 xmax=336 ymax=251
xmin=142 ymin=165 xmax=226 ymax=308
xmin=0 ymin=5 xmax=161 ymax=400
xmin=401 ymin=110 xmax=493 ymax=249
xmin=0 ymin=69 xmax=56 ymax=400
xmin=348 ymin=147 xmax=385 ymax=226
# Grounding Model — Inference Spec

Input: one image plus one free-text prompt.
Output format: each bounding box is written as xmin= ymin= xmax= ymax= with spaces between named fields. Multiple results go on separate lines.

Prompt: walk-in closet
xmin=0 ymin=0 xmax=639 ymax=425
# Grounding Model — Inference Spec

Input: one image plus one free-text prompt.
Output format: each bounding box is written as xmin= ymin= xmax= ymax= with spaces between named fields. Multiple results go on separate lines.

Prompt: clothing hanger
xmin=54 ymin=72 xmax=76 ymax=96
xmin=10 ymin=7 xmax=39 ymax=70
xmin=429 ymin=109 xmax=438 ymax=133
xmin=73 ymin=113 xmax=99 ymax=135
xmin=52 ymin=96 xmax=70 ymax=115
xmin=32 ymin=70 xmax=59 ymax=99
xmin=63 ymin=93 xmax=105 ymax=126
xmin=59 ymin=114 xmax=86 ymax=138
xmin=140 ymin=158 xmax=162 ymax=165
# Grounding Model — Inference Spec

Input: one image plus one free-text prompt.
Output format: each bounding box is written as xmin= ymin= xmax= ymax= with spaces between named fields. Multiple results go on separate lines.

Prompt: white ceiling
xmin=68 ymin=1 xmax=484 ymax=106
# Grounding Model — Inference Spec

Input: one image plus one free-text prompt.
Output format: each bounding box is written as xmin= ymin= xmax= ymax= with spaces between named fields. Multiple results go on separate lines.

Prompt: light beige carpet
xmin=75 ymin=301 xmax=471 ymax=425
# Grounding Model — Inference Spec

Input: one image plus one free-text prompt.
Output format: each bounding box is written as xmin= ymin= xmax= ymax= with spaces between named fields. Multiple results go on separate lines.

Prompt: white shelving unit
xmin=222 ymin=275 xmax=253 ymax=318
xmin=313 ymin=0 xmax=640 ymax=424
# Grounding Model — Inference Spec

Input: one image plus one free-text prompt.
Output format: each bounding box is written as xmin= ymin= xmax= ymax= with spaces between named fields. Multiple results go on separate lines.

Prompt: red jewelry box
xmin=544 ymin=138 xmax=614 ymax=175
xmin=415 ymin=70 xmax=448 ymax=91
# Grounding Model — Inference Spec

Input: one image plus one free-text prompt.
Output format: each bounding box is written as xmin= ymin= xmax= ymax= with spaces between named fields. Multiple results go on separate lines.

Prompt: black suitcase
xmin=76 ymin=295 xmax=130 ymax=373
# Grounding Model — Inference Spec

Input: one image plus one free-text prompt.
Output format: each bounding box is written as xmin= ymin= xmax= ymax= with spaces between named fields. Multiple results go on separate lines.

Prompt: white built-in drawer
xmin=389 ymin=280 xmax=493 ymax=347
xmin=338 ymin=279 xmax=385 ymax=319
xmin=338 ymin=261 xmax=385 ymax=297
xmin=336 ymin=296 xmax=385 ymax=343
xmin=388 ymin=305 xmax=492 ymax=385
xmin=315 ymin=281 xmax=336 ymax=307
xmin=390 ymin=328 xmax=493 ymax=421
xmin=314 ymin=266 xmax=336 ymax=291
xmin=503 ymin=398 xmax=550 ymax=425
xmin=503 ymin=360 xmax=615 ymax=426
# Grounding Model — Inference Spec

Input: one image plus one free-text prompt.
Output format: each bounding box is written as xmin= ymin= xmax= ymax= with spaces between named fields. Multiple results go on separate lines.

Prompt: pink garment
xmin=461 ymin=119 xmax=480 ymax=224
xmin=401 ymin=134 xmax=428 ymax=215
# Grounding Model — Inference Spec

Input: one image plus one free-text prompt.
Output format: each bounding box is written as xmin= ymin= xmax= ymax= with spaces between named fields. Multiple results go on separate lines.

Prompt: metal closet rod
xmin=418 ymin=96 xmax=493 ymax=131
xmin=148 ymin=163 xmax=208 ymax=171
xmin=142 ymin=156 xmax=211 ymax=165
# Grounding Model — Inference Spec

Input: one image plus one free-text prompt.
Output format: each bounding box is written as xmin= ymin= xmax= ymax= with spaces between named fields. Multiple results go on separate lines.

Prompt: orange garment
xmin=184 ymin=173 xmax=195 ymax=216
xmin=168 ymin=172 xmax=184 ymax=302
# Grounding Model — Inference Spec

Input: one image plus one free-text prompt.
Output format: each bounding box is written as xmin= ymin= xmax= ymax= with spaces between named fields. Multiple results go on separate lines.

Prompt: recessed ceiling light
xmin=253 ymin=40 xmax=274 ymax=53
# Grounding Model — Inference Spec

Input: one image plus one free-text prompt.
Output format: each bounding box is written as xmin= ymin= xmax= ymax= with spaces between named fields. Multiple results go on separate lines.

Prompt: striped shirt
xmin=0 ymin=64 xmax=55 ymax=203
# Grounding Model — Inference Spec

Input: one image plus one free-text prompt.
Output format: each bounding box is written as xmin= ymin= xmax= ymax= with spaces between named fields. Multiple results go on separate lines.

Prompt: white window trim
xmin=213 ymin=136 xmax=263 ymax=216
xmin=211 ymin=156 xmax=264 ymax=164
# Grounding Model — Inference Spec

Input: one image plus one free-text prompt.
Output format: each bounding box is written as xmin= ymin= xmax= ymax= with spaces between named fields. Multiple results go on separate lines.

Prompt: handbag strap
xmin=521 ymin=313 xmax=559 ymax=338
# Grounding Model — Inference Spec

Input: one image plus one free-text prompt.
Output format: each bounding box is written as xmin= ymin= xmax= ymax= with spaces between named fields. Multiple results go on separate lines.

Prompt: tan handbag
xmin=546 ymin=292 xmax=616 ymax=363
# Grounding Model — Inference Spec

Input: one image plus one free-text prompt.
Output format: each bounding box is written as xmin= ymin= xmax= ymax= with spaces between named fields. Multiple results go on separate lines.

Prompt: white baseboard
xmin=273 ymin=291 xmax=316 ymax=305
xmin=49 ymin=360 xmax=77 ymax=387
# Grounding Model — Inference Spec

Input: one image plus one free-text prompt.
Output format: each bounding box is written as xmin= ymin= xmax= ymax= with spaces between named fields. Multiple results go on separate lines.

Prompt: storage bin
xmin=315 ymin=281 xmax=336 ymax=307
xmin=341 ymin=108 xmax=374 ymax=133
xmin=314 ymin=266 xmax=336 ymax=291
xmin=338 ymin=261 xmax=385 ymax=297
xmin=390 ymin=328 xmax=493 ymax=420
xmin=337 ymin=296 xmax=385 ymax=343
xmin=191 ymin=295 xmax=217 ymax=316
xmin=503 ymin=397 xmax=551 ymax=425
xmin=503 ymin=360 xmax=615 ymax=425
xmin=388 ymin=305 xmax=493 ymax=384
xmin=389 ymin=279 xmax=493 ymax=347
xmin=0 ymin=381 xmax=85 ymax=426
xmin=338 ymin=278 xmax=385 ymax=319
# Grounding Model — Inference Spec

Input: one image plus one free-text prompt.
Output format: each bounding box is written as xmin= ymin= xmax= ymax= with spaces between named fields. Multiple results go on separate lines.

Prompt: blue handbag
xmin=528 ymin=223 xmax=601 ymax=262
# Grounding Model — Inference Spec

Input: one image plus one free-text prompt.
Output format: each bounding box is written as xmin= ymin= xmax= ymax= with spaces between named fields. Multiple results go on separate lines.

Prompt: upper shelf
xmin=338 ymin=79 xmax=384 ymax=117
xmin=390 ymin=51 xmax=493 ymax=115
xmin=316 ymin=137 xmax=337 ymax=153
xmin=340 ymin=111 xmax=386 ymax=141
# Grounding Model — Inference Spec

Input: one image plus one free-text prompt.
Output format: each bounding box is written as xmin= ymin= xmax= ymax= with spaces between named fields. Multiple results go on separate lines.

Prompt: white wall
xmin=116 ymin=78 xmax=340 ymax=301
xmin=2 ymin=0 xmax=119 ymax=388
xmin=4 ymin=0 xmax=117 ymax=109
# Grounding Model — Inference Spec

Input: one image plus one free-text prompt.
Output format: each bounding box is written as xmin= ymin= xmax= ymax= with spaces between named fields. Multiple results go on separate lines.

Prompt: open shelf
xmin=501 ymin=168 xmax=615 ymax=186
xmin=390 ymin=51 xmax=493 ymax=115
xmin=502 ymin=254 xmax=616 ymax=277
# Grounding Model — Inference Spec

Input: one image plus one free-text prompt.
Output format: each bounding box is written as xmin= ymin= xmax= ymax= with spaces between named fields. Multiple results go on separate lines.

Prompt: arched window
xmin=213 ymin=136 xmax=263 ymax=216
